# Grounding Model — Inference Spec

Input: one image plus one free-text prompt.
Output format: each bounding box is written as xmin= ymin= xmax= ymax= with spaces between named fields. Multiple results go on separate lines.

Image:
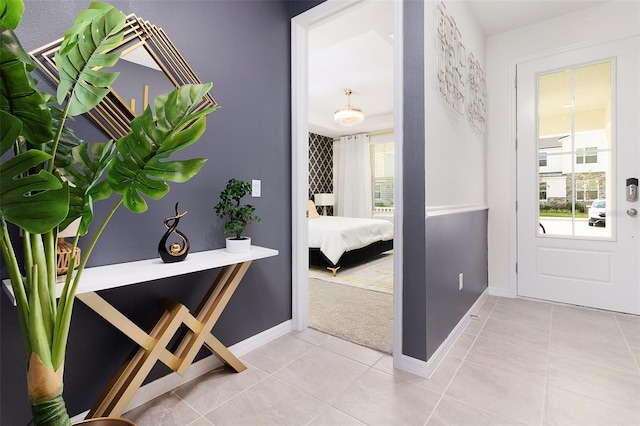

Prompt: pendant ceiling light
xmin=334 ymin=89 xmax=364 ymax=126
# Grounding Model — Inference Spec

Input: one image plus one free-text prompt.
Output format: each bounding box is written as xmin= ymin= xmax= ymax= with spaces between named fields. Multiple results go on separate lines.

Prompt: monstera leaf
xmin=49 ymin=107 xmax=85 ymax=168
xmin=0 ymin=110 xmax=19 ymax=156
xmin=58 ymin=142 xmax=115 ymax=235
xmin=55 ymin=2 xmax=126 ymax=116
xmin=108 ymin=83 xmax=216 ymax=213
xmin=0 ymin=0 xmax=24 ymax=30
xmin=0 ymin=28 xmax=53 ymax=145
xmin=0 ymin=111 xmax=69 ymax=234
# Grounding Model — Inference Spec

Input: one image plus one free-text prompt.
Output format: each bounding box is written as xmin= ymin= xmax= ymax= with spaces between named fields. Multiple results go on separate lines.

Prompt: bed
xmin=308 ymin=201 xmax=393 ymax=275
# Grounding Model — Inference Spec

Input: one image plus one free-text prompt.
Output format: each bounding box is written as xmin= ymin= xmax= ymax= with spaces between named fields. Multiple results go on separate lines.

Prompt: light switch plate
xmin=252 ymin=179 xmax=261 ymax=197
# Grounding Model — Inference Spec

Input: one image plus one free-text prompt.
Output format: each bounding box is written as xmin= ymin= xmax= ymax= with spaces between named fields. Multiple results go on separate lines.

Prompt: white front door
xmin=516 ymin=36 xmax=640 ymax=314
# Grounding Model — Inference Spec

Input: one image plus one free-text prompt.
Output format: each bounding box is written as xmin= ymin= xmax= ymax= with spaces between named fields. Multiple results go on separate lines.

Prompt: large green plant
xmin=0 ymin=2 xmax=217 ymax=424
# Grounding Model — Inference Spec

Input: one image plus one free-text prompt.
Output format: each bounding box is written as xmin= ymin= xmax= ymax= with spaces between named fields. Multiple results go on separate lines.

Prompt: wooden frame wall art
xmin=30 ymin=14 xmax=217 ymax=140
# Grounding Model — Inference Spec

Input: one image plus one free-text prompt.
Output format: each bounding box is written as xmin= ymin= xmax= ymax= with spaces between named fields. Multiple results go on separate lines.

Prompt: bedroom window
xmin=371 ymin=142 xmax=394 ymax=211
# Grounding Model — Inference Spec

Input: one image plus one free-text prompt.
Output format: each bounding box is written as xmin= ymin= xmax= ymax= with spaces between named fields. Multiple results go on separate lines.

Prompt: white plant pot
xmin=226 ymin=237 xmax=251 ymax=253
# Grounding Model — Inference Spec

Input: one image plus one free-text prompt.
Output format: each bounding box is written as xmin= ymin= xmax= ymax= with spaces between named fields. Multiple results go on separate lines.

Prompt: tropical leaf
xmin=57 ymin=142 xmax=114 ymax=235
xmin=0 ymin=28 xmax=53 ymax=145
xmin=107 ymin=83 xmax=215 ymax=213
xmin=55 ymin=2 xmax=125 ymax=116
xmin=0 ymin=110 xmax=20 ymax=156
xmin=49 ymin=106 xmax=84 ymax=168
xmin=0 ymin=0 xmax=24 ymax=30
xmin=0 ymin=149 xmax=68 ymax=234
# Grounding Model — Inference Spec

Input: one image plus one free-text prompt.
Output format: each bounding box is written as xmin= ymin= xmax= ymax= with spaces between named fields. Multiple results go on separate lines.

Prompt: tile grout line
xmin=614 ymin=314 xmax=640 ymax=373
xmin=543 ymin=304 xmax=640 ymax=423
xmin=541 ymin=304 xmax=554 ymax=426
xmin=194 ymin=364 xmax=274 ymax=419
xmin=319 ymin=362 xmax=377 ymax=424
xmin=285 ymin=331 xmax=384 ymax=425
xmin=422 ymin=296 xmax=500 ymax=426
xmin=182 ymin=335 xmax=322 ymax=420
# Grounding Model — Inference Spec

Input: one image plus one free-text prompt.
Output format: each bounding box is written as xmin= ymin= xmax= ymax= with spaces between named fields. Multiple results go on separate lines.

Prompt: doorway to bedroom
xmin=304 ymin=1 xmax=395 ymax=354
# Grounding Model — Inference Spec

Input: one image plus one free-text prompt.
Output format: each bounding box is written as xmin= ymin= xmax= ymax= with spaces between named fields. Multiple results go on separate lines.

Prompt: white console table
xmin=3 ymin=246 xmax=278 ymax=418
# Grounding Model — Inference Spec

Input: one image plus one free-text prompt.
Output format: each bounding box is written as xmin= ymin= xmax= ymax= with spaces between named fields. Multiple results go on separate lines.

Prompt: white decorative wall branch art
xmin=468 ymin=53 xmax=487 ymax=133
xmin=437 ymin=2 xmax=466 ymax=115
xmin=436 ymin=2 xmax=486 ymax=133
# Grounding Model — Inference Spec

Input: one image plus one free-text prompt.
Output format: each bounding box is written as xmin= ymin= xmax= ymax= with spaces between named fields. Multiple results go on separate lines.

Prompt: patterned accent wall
xmin=309 ymin=132 xmax=334 ymax=215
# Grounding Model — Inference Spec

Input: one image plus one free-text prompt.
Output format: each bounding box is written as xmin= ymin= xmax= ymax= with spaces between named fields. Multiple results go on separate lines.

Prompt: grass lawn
xmin=540 ymin=211 xmax=588 ymax=218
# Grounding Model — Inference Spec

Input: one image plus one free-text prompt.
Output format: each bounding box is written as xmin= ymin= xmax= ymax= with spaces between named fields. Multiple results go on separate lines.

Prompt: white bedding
xmin=308 ymin=216 xmax=393 ymax=265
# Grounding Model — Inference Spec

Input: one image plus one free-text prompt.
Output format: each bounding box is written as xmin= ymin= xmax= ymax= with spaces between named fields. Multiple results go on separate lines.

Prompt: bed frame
xmin=309 ymin=239 xmax=393 ymax=276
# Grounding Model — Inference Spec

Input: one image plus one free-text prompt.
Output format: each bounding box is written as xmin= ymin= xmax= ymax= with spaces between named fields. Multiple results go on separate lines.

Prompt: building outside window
xmin=539 ymin=152 xmax=548 ymax=167
xmin=371 ymin=142 xmax=394 ymax=212
xmin=575 ymin=179 xmax=599 ymax=201
xmin=576 ymin=147 xmax=597 ymax=164
xmin=539 ymin=182 xmax=548 ymax=200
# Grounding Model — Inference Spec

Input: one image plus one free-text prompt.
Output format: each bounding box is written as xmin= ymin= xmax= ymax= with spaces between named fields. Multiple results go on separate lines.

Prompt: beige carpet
xmin=308 ymin=278 xmax=393 ymax=354
xmin=308 ymin=251 xmax=393 ymax=294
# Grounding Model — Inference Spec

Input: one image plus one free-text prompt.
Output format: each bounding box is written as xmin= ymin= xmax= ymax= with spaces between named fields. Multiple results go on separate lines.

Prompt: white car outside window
xmin=588 ymin=199 xmax=606 ymax=226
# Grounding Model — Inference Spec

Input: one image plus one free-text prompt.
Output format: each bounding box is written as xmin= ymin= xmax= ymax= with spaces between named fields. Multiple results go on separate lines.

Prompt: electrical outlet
xmin=458 ymin=273 xmax=464 ymax=290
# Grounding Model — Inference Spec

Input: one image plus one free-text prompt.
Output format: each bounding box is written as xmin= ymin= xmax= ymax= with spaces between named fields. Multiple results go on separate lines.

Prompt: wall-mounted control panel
xmin=627 ymin=177 xmax=638 ymax=202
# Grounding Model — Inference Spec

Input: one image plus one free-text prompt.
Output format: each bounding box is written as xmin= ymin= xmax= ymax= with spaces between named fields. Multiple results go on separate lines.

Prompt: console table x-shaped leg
xmin=78 ymin=260 xmax=253 ymax=418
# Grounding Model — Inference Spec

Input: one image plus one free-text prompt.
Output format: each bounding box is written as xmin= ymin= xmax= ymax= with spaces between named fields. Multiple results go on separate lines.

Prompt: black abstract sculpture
xmin=158 ymin=202 xmax=190 ymax=263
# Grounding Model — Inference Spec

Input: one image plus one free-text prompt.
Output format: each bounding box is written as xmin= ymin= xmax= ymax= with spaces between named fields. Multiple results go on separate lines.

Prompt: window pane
xmin=371 ymin=143 xmax=394 ymax=211
xmin=537 ymin=61 xmax=612 ymax=239
xmin=539 ymin=152 xmax=547 ymax=167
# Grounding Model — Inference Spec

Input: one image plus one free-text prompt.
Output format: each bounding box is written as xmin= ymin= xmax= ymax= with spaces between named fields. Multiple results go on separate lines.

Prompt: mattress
xmin=308 ymin=216 xmax=394 ymax=265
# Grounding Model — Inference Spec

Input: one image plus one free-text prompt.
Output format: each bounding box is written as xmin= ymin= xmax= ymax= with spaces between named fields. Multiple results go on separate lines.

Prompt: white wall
xmin=486 ymin=1 xmax=640 ymax=295
xmin=424 ymin=1 xmax=487 ymax=208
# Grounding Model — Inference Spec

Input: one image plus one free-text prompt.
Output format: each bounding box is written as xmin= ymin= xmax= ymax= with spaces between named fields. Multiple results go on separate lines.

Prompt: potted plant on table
xmin=214 ymin=178 xmax=261 ymax=253
xmin=0 ymin=2 xmax=217 ymax=424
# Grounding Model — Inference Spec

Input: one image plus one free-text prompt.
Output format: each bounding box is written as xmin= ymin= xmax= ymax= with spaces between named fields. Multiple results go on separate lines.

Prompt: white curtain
xmin=333 ymin=134 xmax=372 ymax=218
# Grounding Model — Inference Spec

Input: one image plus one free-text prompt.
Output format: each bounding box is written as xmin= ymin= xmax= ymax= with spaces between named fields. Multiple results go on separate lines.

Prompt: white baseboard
xmin=488 ymin=286 xmax=511 ymax=297
xmin=395 ymin=353 xmax=429 ymax=378
xmin=70 ymin=320 xmax=293 ymax=422
xmin=393 ymin=289 xmax=488 ymax=379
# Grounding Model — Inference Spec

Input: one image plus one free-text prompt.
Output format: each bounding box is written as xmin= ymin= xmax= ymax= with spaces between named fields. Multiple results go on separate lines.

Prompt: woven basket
xmin=56 ymin=238 xmax=80 ymax=276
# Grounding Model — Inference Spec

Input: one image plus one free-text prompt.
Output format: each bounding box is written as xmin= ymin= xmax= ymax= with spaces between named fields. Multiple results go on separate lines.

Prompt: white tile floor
xmin=123 ymin=296 xmax=640 ymax=426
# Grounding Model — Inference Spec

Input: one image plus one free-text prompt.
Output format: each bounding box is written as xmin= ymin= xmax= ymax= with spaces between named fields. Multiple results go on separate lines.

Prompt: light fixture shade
xmin=334 ymin=89 xmax=364 ymax=126
xmin=334 ymin=107 xmax=364 ymax=126
xmin=314 ymin=193 xmax=335 ymax=206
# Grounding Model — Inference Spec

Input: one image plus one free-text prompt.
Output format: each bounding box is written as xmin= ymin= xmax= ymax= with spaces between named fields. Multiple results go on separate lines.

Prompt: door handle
xmin=627 ymin=208 xmax=638 ymax=217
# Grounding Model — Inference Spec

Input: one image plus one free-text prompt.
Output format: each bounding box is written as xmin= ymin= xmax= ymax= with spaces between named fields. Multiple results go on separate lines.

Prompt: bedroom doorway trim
xmin=291 ymin=0 xmax=404 ymax=364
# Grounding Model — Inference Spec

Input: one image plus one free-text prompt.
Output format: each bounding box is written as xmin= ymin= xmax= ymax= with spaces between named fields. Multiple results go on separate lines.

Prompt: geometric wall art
xmin=308 ymin=133 xmax=334 ymax=215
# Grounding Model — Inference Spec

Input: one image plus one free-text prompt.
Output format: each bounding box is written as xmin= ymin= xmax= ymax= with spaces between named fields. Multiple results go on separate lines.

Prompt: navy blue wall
xmin=290 ymin=0 xmax=325 ymax=17
xmin=402 ymin=0 xmax=488 ymax=363
xmin=426 ymin=210 xmax=488 ymax=358
xmin=401 ymin=0 xmax=428 ymax=361
xmin=1 ymin=1 xmax=292 ymax=422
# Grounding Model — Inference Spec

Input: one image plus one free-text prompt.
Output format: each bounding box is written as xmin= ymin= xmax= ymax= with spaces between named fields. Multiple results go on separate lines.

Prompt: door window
xmin=537 ymin=61 xmax=612 ymax=238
